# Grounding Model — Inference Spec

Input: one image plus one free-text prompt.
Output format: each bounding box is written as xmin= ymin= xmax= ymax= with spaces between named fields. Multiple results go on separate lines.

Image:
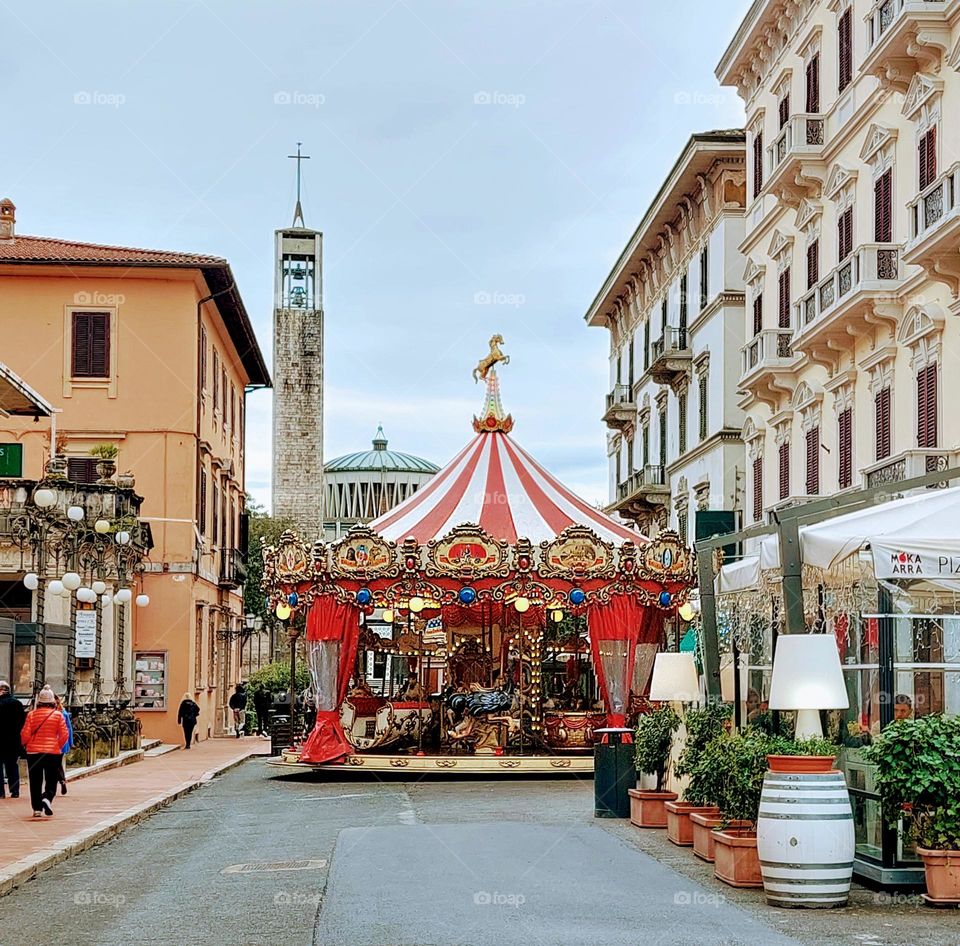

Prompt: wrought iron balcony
xmin=608 ymin=465 xmax=669 ymax=524
xmin=602 ymin=383 xmax=636 ymax=429
xmin=904 ymin=163 xmax=960 ymax=280
xmin=219 ymin=547 xmax=248 ymax=589
xmin=766 ymin=114 xmax=826 ymax=203
xmin=648 ymin=326 xmax=691 ymax=385
xmin=863 ymin=0 xmax=950 ymax=86
xmin=863 ymin=448 xmax=960 ymax=490
xmin=739 ymin=329 xmax=798 ymax=397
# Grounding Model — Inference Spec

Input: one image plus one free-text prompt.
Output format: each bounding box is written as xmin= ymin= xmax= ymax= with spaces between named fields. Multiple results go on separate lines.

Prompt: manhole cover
xmin=222 ymin=859 xmax=327 ymax=874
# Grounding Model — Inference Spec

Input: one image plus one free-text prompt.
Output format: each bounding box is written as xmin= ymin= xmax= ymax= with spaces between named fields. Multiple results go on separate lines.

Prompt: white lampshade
xmin=61 ymin=572 xmax=82 ymax=591
xmin=114 ymin=588 xmax=132 ymax=605
xmin=649 ymin=652 xmax=700 ymax=703
xmin=76 ymin=587 xmax=96 ymax=603
xmin=33 ymin=488 xmax=57 ymax=508
xmin=768 ymin=634 xmax=849 ymax=738
xmin=115 ymin=531 xmax=131 ymax=546
xmin=94 ymin=519 xmax=111 ymax=534
xmin=23 ymin=572 xmax=39 ymax=591
xmin=135 ymin=594 xmax=149 ymax=607
xmin=92 ymin=580 xmax=107 ymax=595
xmin=66 ymin=505 xmax=85 ymax=522
xmin=101 ymin=594 xmax=113 ymax=607
xmin=48 ymin=579 xmax=65 ymax=596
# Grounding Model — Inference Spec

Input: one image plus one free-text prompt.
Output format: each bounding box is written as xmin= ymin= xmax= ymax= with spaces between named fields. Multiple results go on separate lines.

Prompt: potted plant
xmin=89 ymin=443 xmax=119 ymax=481
xmin=667 ymin=702 xmax=731 ymax=846
xmin=864 ymin=714 xmax=960 ymax=905
xmin=629 ymin=704 xmax=680 ymax=828
xmin=116 ymin=470 xmax=136 ymax=489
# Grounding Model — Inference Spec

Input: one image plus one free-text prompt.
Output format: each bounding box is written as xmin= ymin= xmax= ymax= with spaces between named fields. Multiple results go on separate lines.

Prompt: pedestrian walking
xmin=177 ymin=693 xmax=200 ymax=749
xmin=21 ymin=686 xmax=68 ymax=818
xmin=253 ymin=685 xmax=271 ymax=737
xmin=0 ymin=680 xmax=25 ymax=799
xmin=228 ymin=683 xmax=247 ymax=738
xmin=55 ymin=695 xmax=73 ymax=795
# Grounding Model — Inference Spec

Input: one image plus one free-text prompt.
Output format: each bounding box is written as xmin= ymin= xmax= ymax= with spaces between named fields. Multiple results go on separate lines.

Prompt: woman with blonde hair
xmin=177 ymin=692 xmax=200 ymax=749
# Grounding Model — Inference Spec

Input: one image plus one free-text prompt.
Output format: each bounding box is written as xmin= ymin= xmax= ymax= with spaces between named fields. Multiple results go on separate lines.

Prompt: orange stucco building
xmin=0 ymin=199 xmax=270 ymax=743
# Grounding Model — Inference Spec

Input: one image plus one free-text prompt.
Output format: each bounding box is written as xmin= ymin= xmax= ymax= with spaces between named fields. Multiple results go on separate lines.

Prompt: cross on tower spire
xmin=287 ymin=142 xmax=311 ymax=228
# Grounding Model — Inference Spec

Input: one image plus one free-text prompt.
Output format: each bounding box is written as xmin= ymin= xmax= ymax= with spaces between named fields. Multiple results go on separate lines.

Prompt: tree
xmin=243 ymin=497 xmax=295 ymax=645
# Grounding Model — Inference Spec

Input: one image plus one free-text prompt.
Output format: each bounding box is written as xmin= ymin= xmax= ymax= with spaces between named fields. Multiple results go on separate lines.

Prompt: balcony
xmin=862 ymin=0 xmax=951 ymax=89
xmin=863 ymin=448 xmax=960 ymax=489
xmin=766 ymin=114 xmax=826 ymax=205
xmin=739 ymin=329 xmax=800 ymax=407
xmin=903 ymin=163 xmax=960 ymax=297
xmin=219 ymin=547 xmax=248 ymax=589
xmin=792 ymin=243 xmax=903 ymax=368
xmin=648 ymin=326 xmax=691 ymax=385
xmin=602 ymin=383 xmax=636 ymax=429
xmin=607 ymin=465 xmax=670 ymax=524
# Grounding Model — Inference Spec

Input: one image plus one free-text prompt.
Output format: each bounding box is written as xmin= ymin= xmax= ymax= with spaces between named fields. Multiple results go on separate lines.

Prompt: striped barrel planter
xmin=756 ymin=764 xmax=855 ymax=908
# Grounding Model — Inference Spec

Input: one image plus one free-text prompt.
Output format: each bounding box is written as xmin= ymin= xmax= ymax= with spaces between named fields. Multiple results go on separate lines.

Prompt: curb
xmin=65 ymin=747 xmax=145 ymax=783
xmin=0 ymin=750 xmax=260 ymax=898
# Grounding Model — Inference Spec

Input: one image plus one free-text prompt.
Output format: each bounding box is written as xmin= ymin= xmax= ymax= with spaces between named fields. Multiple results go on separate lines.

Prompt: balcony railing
xmin=794 ymin=243 xmax=902 ymax=337
xmin=219 ymin=547 xmax=248 ymax=589
xmin=868 ymin=0 xmax=945 ymax=53
xmin=907 ymin=163 xmax=960 ymax=248
xmin=740 ymin=328 xmax=796 ymax=384
xmin=602 ymin=382 xmax=636 ymax=429
xmin=648 ymin=326 xmax=690 ymax=383
xmin=616 ymin=464 xmax=667 ymax=502
xmin=863 ymin=448 xmax=960 ymax=490
xmin=768 ymin=113 xmax=825 ymax=176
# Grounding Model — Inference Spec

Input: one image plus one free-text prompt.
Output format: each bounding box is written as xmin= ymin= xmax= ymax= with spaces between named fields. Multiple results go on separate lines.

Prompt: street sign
xmin=75 ymin=610 xmax=97 ymax=658
xmin=0 ymin=443 xmax=23 ymax=477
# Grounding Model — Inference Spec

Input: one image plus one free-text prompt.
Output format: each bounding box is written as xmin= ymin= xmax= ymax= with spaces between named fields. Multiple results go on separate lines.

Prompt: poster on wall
xmin=75 ymin=610 xmax=97 ymax=659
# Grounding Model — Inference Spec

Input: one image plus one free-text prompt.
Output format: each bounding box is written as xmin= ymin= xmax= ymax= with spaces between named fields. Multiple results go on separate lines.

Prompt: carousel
xmin=262 ymin=340 xmax=695 ymax=775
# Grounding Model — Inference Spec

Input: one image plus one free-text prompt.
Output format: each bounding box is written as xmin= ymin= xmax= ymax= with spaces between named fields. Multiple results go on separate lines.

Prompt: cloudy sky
xmin=4 ymin=0 xmax=749 ymax=510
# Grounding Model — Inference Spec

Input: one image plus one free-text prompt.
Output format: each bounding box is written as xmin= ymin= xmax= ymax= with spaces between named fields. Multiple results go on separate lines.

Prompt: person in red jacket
xmin=21 ymin=686 xmax=68 ymax=818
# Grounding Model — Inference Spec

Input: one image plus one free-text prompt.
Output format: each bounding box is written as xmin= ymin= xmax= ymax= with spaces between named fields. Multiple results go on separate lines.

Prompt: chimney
xmin=0 ymin=199 xmax=14 ymax=242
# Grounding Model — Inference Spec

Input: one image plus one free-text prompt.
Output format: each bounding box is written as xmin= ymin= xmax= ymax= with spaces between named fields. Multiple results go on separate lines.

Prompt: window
xmin=838 ymin=207 xmax=854 ymax=261
xmin=628 ymin=340 xmax=635 ymax=389
xmin=874 ymin=169 xmax=893 ymax=243
xmin=678 ymin=392 xmax=687 ymax=455
xmin=699 ymin=246 xmax=709 ymax=310
xmin=133 ymin=652 xmax=167 ymax=710
xmin=753 ymin=294 xmax=763 ymax=336
xmin=677 ymin=510 xmax=688 ymax=545
xmin=207 ymin=610 xmax=216 ymax=687
xmin=778 ymin=268 xmax=791 ymax=329
xmin=752 ymin=456 xmax=763 ymax=521
xmin=661 ymin=298 xmax=668 ymax=336
xmin=917 ymin=363 xmax=938 ymax=449
xmin=626 ymin=437 xmax=634 ymax=477
xmin=699 ymin=374 xmax=708 ymax=442
xmin=198 ymin=467 xmax=208 ymax=537
xmin=806 ymin=240 xmax=819 ymax=289
xmin=615 ymin=449 xmax=621 ymax=487
xmin=838 ymin=408 xmax=853 ymax=489
xmin=805 ymin=427 xmax=820 ymax=496
xmin=658 ymin=409 xmax=667 ymax=469
xmin=212 ymin=351 xmax=220 ymax=415
xmin=199 ymin=327 xmax=207 ymax=397
xmin=67 ymin=458 xmax=98 ymax=484
xmin=194 ymin=606 xmax=205 ymax=692
xmin=642 ymin=425 xmax=650 ymax=467
xmin=838 ymin=8 xmax=853 ymax=93
xmin=919 ymin=127 xmax=937 ymax=191
xmin=643 ymin=320 xmax=650 ymax=371
xmin=230 ymin=387 xmax=237 ymax=436
xmin=778 ymin=93 xmax=790 ymax=130
xmin=679 ymin=274 xmax=688 ymax=347
xmin=779 ymin=442 xmax=790 ymax=501
xmin=806 ymin=53 xmax=820 ymax=113
xmin=71 ymin=312 xmax=110 ymax=378
xmin=616 ymin=353 xmax=622 ymax=386
xmin=221 ymin=370 xmax=228 ymax=427
xmin=212 ymin=481 xmax=220 ymax=548
xmin=875 ymin=387 xmax=892 ymax=461
xmin=753 ymin=131 xmax=764 ymax=198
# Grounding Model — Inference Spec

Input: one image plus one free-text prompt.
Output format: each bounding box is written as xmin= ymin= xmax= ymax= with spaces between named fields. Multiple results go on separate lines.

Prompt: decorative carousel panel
xmin=263 ymin=530 xmax=313 ymax=586
xmin=539 ymin=526 xmax=616 ymax=580
xmin=425 ymin=524 xmax=508 ymax=578
xmin=637 ymin=531 xmax=695 ymax=584
xmin=329 ymin=527 xmax=398 ymax=579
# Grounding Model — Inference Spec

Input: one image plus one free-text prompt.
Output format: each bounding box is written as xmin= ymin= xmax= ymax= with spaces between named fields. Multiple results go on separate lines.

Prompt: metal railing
xmin=908 ymin=163 xmax=960 ymax=247
xmin=219 ymin=547 xmax=248 ymax=588
xmin=605 ymin=383 xmax=634 ymax=412
xmin=768 ymin=113 xmax=826 ymax=175
xmin=616 ymin=464 xmax=667 ymax=501
xmin=740 ymin=328 xmax=795 ymax=382
xmin=868 ymin=0 xmax=945 ymax=52
xmin=863 ymin=448 xmax=960 ymax=489
xmin=650 ymin=326 xmax=688 ymax=363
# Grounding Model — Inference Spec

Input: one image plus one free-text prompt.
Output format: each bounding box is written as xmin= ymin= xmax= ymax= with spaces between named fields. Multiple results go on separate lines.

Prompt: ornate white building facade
xmin=717 ymin=0 xmax=960 ymax=524
xmin=586 ymin=132 xmax=748 ymax=545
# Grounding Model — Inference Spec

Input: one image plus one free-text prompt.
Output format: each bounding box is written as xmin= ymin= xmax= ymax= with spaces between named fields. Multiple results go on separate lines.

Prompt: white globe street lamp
xmin=48 ymin=580 xmax=64 ymax=596
xmin=61 ymin=572 xmax=82 ymax=592
xmin=66 ymin=505 xmax=85 ymax=522
xmin=33 ymin=488 xmax=57 ymax=509
xmin=135 ymin=594 xmax=149 ymax=607
xmin=92 ymin=580 xmax=107 ymax=595
xmin=23 ymin=572 xmax=39 ymax=591
xmin=94 ymin=519 xmax=111 ymax=534
xmin=114 ymin=588 xmax=132 ymax=605
xmin=115 ymin=531 xmax=131 ymax=546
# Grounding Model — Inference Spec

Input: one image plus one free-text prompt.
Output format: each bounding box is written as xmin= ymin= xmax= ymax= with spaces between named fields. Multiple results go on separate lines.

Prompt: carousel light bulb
xmin=551 ymin=609 xmax=564 ymax=623
xmin=382 ymin=609 xmax=394 ymax=624
xmin=514 ymin=596 xmax=530 ymax=613
xmin=92 ymin=580 xmax=107 ymax=595
xmin=61 ymin=572 xmax=82 ymax=591
xmin=94 ymin=519 xmax=111 ymax=534
xmin=409 ymin=596 xmax=425 ymax=614
xmin=275 ymin=602 xmax=292 ymax=621
xmin=66 ymin=505 xmax=85 ymax=522
xmin=23 ymin=572 xmax=39 ymax=591
xmin=678 ymin=602 xmax=696 ymax=623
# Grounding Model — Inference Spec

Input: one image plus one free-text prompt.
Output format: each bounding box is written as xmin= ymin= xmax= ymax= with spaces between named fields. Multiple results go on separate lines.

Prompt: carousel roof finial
xmin=472 ymin=334 xmax=514 ymax=433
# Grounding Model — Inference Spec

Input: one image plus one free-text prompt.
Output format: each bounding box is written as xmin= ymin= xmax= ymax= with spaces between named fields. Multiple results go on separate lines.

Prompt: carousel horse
xmin=446 ymin=679 xmax=518 ymax=752
xmin=472 ymin=334 xmax=510 ymax=383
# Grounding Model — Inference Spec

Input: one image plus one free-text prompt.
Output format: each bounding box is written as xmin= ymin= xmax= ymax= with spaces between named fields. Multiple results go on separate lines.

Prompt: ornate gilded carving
xmin=638 ymin=531 xmax=695 ymax=584
xmin=262 ymin=530 xmax=312 ymax=585
xmin=425 ymin=524 xmax=508 ymax=578
xmin=329 ymin=526 xmax=397 ymax=579
xmin=539 ymin=526 xmax=615 ymax=579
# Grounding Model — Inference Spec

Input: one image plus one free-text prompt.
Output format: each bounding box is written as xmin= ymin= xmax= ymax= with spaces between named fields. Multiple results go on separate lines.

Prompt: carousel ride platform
xmin=265 ymin=750 xmax=594 ymax=777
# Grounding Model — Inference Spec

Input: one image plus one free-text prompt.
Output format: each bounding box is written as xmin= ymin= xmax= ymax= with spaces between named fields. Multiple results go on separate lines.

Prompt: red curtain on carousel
xmin=587 ymin=595 xmax=660 ymax=727
xmin=299 ymin=598 xmax=360 ymax=764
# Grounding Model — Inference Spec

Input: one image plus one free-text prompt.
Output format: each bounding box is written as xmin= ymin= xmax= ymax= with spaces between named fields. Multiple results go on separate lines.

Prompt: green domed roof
xmin=325 ymin=426 xmax=439 ymax=475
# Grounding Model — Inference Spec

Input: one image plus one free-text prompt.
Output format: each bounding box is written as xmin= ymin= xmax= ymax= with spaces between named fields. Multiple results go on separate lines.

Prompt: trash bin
xmin=593 ymin=726 xmax=635 ymax=818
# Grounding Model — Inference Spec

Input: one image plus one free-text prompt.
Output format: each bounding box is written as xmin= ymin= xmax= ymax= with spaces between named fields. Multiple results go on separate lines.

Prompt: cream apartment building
xmin=717 ymin=0 xmax=960 ymax=522
xmin=585 ymin=132 xmax=748 ymax=546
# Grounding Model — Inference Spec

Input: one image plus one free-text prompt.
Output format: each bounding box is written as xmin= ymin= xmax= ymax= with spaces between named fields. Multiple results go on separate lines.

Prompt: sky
xmin=3 ymin=0 xmax=751 ymax=511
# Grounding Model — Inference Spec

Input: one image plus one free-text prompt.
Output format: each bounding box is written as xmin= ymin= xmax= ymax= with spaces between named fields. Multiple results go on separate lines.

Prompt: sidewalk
xmin=0 ymin=736 xmax=269 ymax=896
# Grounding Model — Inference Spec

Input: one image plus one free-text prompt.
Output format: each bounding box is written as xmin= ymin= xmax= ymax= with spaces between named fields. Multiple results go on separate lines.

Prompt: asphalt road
xmin=0 ymin=762 xmax=956 ymax=946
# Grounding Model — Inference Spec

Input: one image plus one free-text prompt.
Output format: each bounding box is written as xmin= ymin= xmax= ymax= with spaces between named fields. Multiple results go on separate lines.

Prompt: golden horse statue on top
xmin=473 ymin=334 xmax=510 ymax=383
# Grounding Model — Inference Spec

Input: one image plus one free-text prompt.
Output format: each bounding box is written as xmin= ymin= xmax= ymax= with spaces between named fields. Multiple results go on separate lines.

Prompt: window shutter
xmin=919 ymin=127 xmax=937 ymax=191
xmin=699 ymin=374 xmax=708 ymax=441
xmin=778 ymin=268 xmax=791 ymax=329
xmin=779 ymin=94 xmax=790 ymax=130
xmin=875 ymin=387 xmax=891 ymax=461
xmin=644 ymin=320 xmax=650 ymax=370
xmin=678 ymin=392 xmax=687 ymax=455
xmin=200 ymin=327 xmax=207 ymax=394
xmin=700 ymin=246 xmax=709 ymax=310
xmin=199 ymin=467 xmax=207 ymax=536
xmin=805 ymin=426 xmax=820 ymax=495
xmin=779 ymin=442 xmax=790 ymax=501
xmin=806 ymin=240 xmax=819 ymax=289
xmin=838 ymin=408 xmax=853 ymax=489
xmin=874 ymin=169 xmax=893 ymax=243
xmin=67 ymin=457 xmax=99 ymax=484
xmin=679 ymin=274 xmax=688 ymax=347
xmin=659 ymin=410 xmax=667 ymax=468
xmin=806 ymin=54 xmax=820 ymax=113
xmin=753 ymin=132 xmax=764 ymax=198
xmin=753 ymin=456 xmax=763 ymax=522
xmin=642 ymin=426 xmax=649 ymax=467
xmin=212 ymin=351 xmax=220 ymax=413
xmin=838 ymin=207 xmax=853 ymax=261
xmin=838 ymin=8 xmax=852 ymax=92
xmin=753 ymin=294 xmax=763 ymax=336
xmin=72 ymin=312 xmax=110 ymax=378
xmin=918 ymin=364 xmax=938 ymax=448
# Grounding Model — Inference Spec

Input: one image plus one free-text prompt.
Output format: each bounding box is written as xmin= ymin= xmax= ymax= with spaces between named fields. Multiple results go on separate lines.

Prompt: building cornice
xmin=666 ymin=428 xmax=743 ymax=474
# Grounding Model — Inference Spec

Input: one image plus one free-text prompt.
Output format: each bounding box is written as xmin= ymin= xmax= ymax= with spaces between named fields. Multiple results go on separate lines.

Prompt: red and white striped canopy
xmin=369 ymin=429 xmax=644 ymax=546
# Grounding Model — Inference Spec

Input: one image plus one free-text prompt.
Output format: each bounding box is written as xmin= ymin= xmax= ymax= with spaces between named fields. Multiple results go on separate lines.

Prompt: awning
xmin=0 ymin=361 xmax=53 ymax=417
xmin=715 ymin=554 xmax=761 ymax=593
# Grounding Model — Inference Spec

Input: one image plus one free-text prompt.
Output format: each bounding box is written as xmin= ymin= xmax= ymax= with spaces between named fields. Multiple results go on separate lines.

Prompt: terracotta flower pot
xmin=666 ymin=801 xmax=715 ymax=846
xmin=628 ymin=788 xmax=678 ymax=828
xmin=714 ymin=827 xmax=763 ymax=888
xmin=766 ymin=754 xmax=837 ymax=774
xmin=690 ymin=809 xmax=723 ymax=862
xmin=918 ymin=848 xmax=960 ymax=905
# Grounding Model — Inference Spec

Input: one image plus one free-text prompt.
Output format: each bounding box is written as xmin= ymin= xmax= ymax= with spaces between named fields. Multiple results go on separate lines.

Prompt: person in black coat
xmin=252 ymin=686 xmax=272 ymax=736
xmin=228 ymin=683 xmax=247 ymax=738
xmin=0 ymin=681 xmax=25 ymax=797
xmin=177 ymin=693 xmax=200 ymax=749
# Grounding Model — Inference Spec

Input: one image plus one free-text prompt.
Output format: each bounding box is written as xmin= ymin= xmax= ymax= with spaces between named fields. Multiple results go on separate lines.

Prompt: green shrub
xmin=635 ymin=704 xmax=680 ymax=791
xmin=245 ymin=660 xmax=311 ymax=696
xmin=677 ymin=703 xmax=731 ymax=806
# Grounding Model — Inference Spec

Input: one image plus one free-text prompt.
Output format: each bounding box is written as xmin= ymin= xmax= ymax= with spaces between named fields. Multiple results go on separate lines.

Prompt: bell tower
xmin=272 ymin=144 xmax=325 ymax=539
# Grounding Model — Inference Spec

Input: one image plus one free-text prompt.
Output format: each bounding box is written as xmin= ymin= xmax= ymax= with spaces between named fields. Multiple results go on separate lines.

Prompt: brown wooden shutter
xmin=779 ymin=94 xmax=790 ymax=130
xmin=875 ymin=387 xmax=891 ymax=461
xmin=678 ymin=392 xmax=687 ymax=455
xmin=919 ymin=127 xmax=937 ymax=191
xmin=753 ymin=132 xmax=764 ymax=198
xmin=918 ymin=364 xmax=938 ymax=448
xmin=699 ymin=246 xmax=709 ymax=310
xmin=778 ymin=268 xmax=791 ymax=328
xmin=806 ymin=54 xmax=820 ymax=113
xmin=679 ymin=274 xmax=688 ymax=347
xmin=200 ymin=327 xmax=207 ymax=394
xmin=699 ymin=374 xmax=708 ymax=441
xmin=753 ymin=456 xmax=763 ymax=521
xmin=806 ymin=240 xmax=819 ymax=289
xmin=838 ymin=408 xmax=853 ymax=489
xmin=212 ymin=351 xmax=219 ymax=413
xmin=838 ymin=207 xmax=853 ymax=261
xmin=779 ymin=442 xmax=790 ymax=500
xmin=199 ymin=467 xmax=207 ymax=536
xmin=71 ymin=312 xmax=110 ymax=378
xmin=838 ymin=8 xmax=853 ymax=92
xmin=67 ymin=457 xmax=99 ymax=484
xmin=753 ymin=293 xmax=763 ymax=336
xmin=874 ymin=169 xmax=893 ymax=243
xmin=805 ymin=427 xmax=820 ymax=495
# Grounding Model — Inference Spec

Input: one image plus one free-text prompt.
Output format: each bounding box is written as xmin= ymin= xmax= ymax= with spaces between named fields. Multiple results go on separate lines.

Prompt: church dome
xmin=325 ymin=427 xmax=439 ymax=476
